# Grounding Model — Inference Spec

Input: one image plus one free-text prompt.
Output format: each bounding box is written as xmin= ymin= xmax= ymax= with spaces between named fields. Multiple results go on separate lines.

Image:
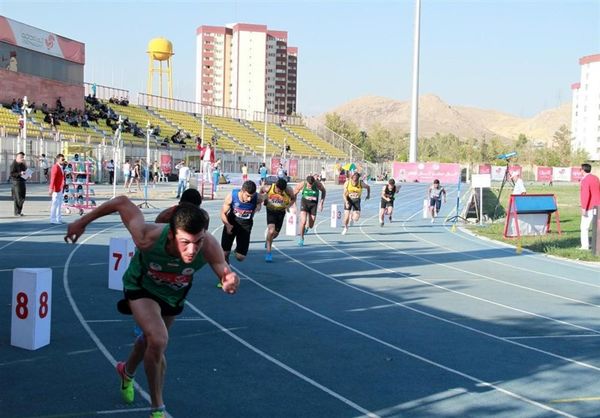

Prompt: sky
xmin=1 ymin=0 xmax=599 ymax=118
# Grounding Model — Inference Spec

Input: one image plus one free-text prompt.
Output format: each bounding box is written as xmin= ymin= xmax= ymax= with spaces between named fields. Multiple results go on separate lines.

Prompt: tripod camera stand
xmin=492 ymin=153 xmax=517 ymax=220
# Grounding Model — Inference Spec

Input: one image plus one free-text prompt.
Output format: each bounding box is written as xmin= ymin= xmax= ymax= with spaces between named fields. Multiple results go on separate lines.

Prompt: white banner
xmin=552 ymin=167 xmax=571 ymax=182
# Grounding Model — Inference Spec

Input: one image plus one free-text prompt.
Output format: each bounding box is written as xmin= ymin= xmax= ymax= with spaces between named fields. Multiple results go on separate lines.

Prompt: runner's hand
xmin=318 ymin=201 xmax=324 ymax=212
xmin=225 ymin=223 xmax=233 ymax=234
xmin=65 ymin=220 xmax=85 ymax=244
xmin=221 ymin=266 xmax=239 ymax=294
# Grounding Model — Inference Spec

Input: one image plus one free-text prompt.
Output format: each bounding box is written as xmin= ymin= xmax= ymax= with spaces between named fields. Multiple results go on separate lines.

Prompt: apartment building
xmin=196 ymin=23 xmax=298 ymax=117
xmin=571 ymin=53 xmax=600 ymax=161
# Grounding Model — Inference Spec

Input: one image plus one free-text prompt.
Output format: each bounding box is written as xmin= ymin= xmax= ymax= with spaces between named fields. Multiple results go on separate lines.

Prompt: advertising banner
xmin=536 ymin=167 xmax=552 ymax=182
xmin=288 ymin=159 xmax=298 ymax=178
xmin=552 ymin=167 xmax=571 ymax=182
xmin=271 ymin=158 xmax=281 ymax=175
xmin=571 ymin=167 xmax=584 ymax=182
xmin=491 ymin=165 xmax=507 ymax=181
xmin=391 ymin=162 xmax=460 ymax=183
xmin=478 ymin=164 xmax=491 ymax=174
xmin=160 ymin=155 xmax=172 ymax=175
xmin=0 ymin=16 xmax=85 ymax=64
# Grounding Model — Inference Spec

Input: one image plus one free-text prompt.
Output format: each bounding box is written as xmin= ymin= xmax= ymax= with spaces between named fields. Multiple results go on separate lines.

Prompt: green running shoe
xmin=116 ymin=361 xmax=134 ymax=404
xmin=150 ymin=411 xmax=165 ymax=418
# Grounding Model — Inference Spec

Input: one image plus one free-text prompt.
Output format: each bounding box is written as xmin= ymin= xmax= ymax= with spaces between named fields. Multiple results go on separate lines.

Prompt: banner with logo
xmin=160 ymin=155 xmax=172 ymax=175
xmin=0 ymin=16 xmax=85 ymax=64
xmin=288 ymin=159 xmax=298 ymax=178
xmin=571 ymin=167 xmax=584 ymax=182
xmin=536 ymin=167 xmax=552 ymax=182
xmin=552 ymin=167 xmax=571 ymax=182
xmin=271 ymin=158 xmax=281 ymax=176
xmin=391 ymin=162 xmax=460 ymax=183
xmin=478 ymin=164 xmax=491 ymax=175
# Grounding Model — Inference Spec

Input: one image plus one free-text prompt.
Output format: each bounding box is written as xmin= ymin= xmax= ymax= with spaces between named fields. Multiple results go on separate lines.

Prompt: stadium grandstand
xmin=0 ymin=15 xmax=362 ymax=184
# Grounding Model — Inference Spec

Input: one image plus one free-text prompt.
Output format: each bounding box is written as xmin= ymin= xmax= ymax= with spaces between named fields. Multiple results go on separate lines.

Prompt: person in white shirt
xmin=175 ymin=160 xmax=191 ymax=199
xmin=511 ymin=172 xmax=526 ymax=195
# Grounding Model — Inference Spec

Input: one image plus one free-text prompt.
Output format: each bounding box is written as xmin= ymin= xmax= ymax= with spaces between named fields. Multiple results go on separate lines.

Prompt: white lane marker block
xmin=108 ymin=237 xmax=135 ymax=291
xmin=11 ymin=268 xmax=52 ymax=350
xmin=422 ymin=199 xmax=429 ymax=219
xmin=330 ymin=204 xmax=341 ymax=228
xmin=285 ymin=212 xmax=298 ymax=236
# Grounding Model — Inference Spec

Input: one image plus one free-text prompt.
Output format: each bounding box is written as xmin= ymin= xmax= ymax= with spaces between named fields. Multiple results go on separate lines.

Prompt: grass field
xmin=465 ymin=184 xmax=600 ymax=262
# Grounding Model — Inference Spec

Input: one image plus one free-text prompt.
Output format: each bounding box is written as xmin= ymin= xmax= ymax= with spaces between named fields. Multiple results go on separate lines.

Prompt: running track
xmin=1 ymin=183 xmax=600 ymax=418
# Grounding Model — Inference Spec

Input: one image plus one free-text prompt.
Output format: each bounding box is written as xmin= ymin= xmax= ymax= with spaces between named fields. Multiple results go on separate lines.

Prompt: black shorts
xmin=380 ymin=199 xmax=394 ymax=209
xmin=267 ymin=209 xmax=286 ymax=232
xmin=344 ymin=198 xmax=361 ymax=212
xmin=430 ymin=198 xmax=442 ymax=211
xmin=221 ymin=222 xmax=252 ymax=256
xmin=301 ymin=198 xmax=318 ymax=216
xmin=121 ymin=288 xmax=184 ymax=316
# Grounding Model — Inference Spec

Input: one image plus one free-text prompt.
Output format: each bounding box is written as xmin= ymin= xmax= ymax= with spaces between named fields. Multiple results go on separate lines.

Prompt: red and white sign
xmin=552 ymin=167 xmax=571 ymax=182
xmin=160 ymin=154 xmax=173 ymax=175
xmin=108 ymin=237 xmax=135 ymax=291
xmin=478 ymin=164 xmax=491 ymax=175
xmin=536 ymin=167 xmax=553 ymax=182
xmin=11 ymin=268 xmax=52 ymax=350
xmin=288 ymin=159 xmax=298 ymax=178
xmin=0 ymin=16 xmax=85 ymax=64
xmin=330 ymin=204 xmax=341 ymax=228
xmin=571 ymin=167 xmax=584 ymax=182
xmin=285 ymin=212 xmax=297 ymax=236
xmin=271 ymin=158 xmax=281 ymax=176
xmin=392 ymin=162 xmax=460 ymax=184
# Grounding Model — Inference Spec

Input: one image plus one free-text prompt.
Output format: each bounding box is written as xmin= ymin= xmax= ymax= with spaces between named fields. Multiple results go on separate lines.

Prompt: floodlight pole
xmin=408 ymin=0 xmax=421 ymax=163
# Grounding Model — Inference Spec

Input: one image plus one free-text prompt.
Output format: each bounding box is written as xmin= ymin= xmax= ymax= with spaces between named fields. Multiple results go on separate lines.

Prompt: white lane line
xmin=278 ymin=221 xmax=600 ymax=373
xmin=226 ymin=263 xmax=576 ymax=417
xmin=185 ymin=301 xmax=379 ymax=417
xmin=504 ymin=334 xmax=600 ymax=340
xmin=62 ymin=224 xmax=173 ymax=418
xmin=207 ymin=226 xmax=379 ymax=417
xmin=0 ymin=224 xmax=63 ymax=250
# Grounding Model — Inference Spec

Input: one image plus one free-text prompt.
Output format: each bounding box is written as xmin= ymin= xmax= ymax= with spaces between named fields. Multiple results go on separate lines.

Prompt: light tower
xmin=147 ymin=38 xmax=174 ymax=103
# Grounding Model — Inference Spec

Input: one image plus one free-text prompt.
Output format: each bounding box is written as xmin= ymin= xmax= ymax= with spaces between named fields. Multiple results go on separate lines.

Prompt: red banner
xmin=271 ymin=158 xmax=281 ymax=175
xmin=160 ymin=155 xmax=172 ymax=175
xmin=571 ymin=167 xmax=584 ymax=182
xmin=478 ymin=164 xmax=491 ymax=174
xmin=288 ymin=159 xmax=298 ymax=178
xmin=536 ymin=167 xmax=552 ymax=182
xmin=392 ymin=162 xmax=460 ymax=184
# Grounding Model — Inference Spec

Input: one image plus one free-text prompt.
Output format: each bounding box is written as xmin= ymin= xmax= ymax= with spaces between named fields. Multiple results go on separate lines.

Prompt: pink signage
xmin=160 ymin=155 xmax=172 ymax=175
xmin=478 ymin=164 xmax=491 ymax=174
xmin=571 ymin=167 xmax=584 ymax=182
xmin=536 ymin=167 xmax=552 ymax=182
xmin=392 ymin=162 xmax=460 ymax=184
xmin=288 ymin=159 xmax=298 ymax=177
xmin=271 ymin=158 xmax=281 ymax=175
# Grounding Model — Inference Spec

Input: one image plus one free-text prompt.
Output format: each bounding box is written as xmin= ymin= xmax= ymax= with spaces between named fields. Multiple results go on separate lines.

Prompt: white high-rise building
xmin=571 ymin=54 xmax=600 ymax=161
xmin=196 ymin=23 xmax=298 ymax=117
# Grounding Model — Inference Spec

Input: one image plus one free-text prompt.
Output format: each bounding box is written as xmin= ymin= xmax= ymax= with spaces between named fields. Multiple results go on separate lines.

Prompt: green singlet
xmin=301 ymin=182 xmax=319 ymax=202
xmin=123 ymin=226 xmax=207 ymax=307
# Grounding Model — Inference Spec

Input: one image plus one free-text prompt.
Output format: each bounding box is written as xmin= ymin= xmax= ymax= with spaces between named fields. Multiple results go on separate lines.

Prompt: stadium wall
xmin=0 ymin=67 xmax=84 ymax=110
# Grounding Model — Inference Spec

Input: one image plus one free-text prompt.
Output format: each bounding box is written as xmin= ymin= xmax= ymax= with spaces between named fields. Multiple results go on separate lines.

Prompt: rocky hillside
xmin=318 ymin=94 xmax=571 ymax=144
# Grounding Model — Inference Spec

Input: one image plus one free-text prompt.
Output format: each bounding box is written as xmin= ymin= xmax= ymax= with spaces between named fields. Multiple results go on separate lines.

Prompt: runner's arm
xmin=203 ymin=234 xmax=239 ymax=294
xmin=220 ymin=194 xmax=234 ymax=232
xmin=363 ymin=181 xmax=371 ymax=199
xmin=65 ymin=195 xmax=160 ymax=249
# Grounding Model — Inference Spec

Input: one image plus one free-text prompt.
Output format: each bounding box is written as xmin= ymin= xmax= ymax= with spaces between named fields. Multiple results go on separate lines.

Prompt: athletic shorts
xmin=430 ymin=198 xmax=442 ymax=211
xmin=344 ymin=198 xmax=361 ymax=212
xmin=221 ymin=223 xmax=252 ymax=256
xmin=267 ymin=209 xmax=286 ymax=233
xmin=301 ymin=198 xmax=318 ymax=216
xmin=123 ymin=287 xmax=184 ymax=316
xmin=380 ymin=199 xmax=394 ymax=209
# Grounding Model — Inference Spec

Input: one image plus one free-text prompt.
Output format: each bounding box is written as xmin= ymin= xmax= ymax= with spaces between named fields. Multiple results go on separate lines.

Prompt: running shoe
xmin=297 ymin=238 xmax=304 ymax=246
xmin=150 ymin=410 xmax=166 ymax=418
xmin=265 ymin=252 xmax=273 ymax=262
xmin=431 ymin=217 xmax=435 ymax=224
xmin=116 ymin=361 xmax=134 ymax=404
xmin=304 ymin=227 xmax=310 ymax=235
xmin=380 ymin=221 xmax=384 ymax=227
xmin=341 ymin=226 xmax=348 ymax=235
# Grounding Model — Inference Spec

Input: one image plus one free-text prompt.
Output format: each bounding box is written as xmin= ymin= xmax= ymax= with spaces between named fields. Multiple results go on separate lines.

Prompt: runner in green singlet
xmin=293 ymin=175 xmax=326 ymax=246
xmin=65 ymin=196 xmax=239 ymax=418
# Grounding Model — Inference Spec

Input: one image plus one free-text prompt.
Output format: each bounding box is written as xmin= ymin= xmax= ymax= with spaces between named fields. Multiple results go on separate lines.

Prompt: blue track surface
xmin=2 ymin=183 xmax=600 ymax=418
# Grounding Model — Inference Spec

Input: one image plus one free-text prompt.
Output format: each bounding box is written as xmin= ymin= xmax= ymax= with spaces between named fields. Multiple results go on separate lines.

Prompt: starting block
xmin=109 ymin=237 xmax=136 ymax=290
xmin=285 ymin=212 xmax=298 ymax=236
xmin=330 ymin=204 xmax=341 ymax=228
xmin=11 ymin=268 xmax=52 ymax=350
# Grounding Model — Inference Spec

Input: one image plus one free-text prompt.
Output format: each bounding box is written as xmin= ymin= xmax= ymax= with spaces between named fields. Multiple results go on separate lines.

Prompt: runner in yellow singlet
xmin=260 ymin=178 xmax=296 ymax=262
xmin=342 ymin=172 xmax=370 ymax=235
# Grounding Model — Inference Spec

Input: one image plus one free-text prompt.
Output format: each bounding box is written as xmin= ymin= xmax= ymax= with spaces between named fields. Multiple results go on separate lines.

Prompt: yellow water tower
xmin=147 ymin=38 xmax=174 ymax=101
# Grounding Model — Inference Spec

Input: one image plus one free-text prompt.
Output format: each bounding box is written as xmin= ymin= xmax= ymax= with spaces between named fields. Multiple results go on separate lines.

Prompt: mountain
xmin=317 ymin=94 xmax=571 ymax=144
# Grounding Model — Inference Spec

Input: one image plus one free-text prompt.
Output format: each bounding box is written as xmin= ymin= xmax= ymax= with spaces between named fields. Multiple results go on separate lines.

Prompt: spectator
xmin=259 ymin=162 xmax=268 ymax=185
xmin=241 ymin=163 xmax=248 ymax=182
xmin=39 ymin=154 xmax=49 ymax=182
xmin=175 ymin=160 xmax=190 ymax=198
xmin=511 ymin=171 xmax=526 ymax=195
xmin=10 ymin=151 xmax=29 ymax=216
xmin=49 ymin=154 xmax=65 ymax=224
xmin=106 ymin=159 xmax=115 ymax=184
xmin=579 ymin=163 xmax=600 ymax=250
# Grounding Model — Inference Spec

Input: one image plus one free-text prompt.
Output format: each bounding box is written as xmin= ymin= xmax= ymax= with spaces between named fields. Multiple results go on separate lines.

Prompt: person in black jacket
xmin=10 ymin=152 xmax=28 ymax=216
